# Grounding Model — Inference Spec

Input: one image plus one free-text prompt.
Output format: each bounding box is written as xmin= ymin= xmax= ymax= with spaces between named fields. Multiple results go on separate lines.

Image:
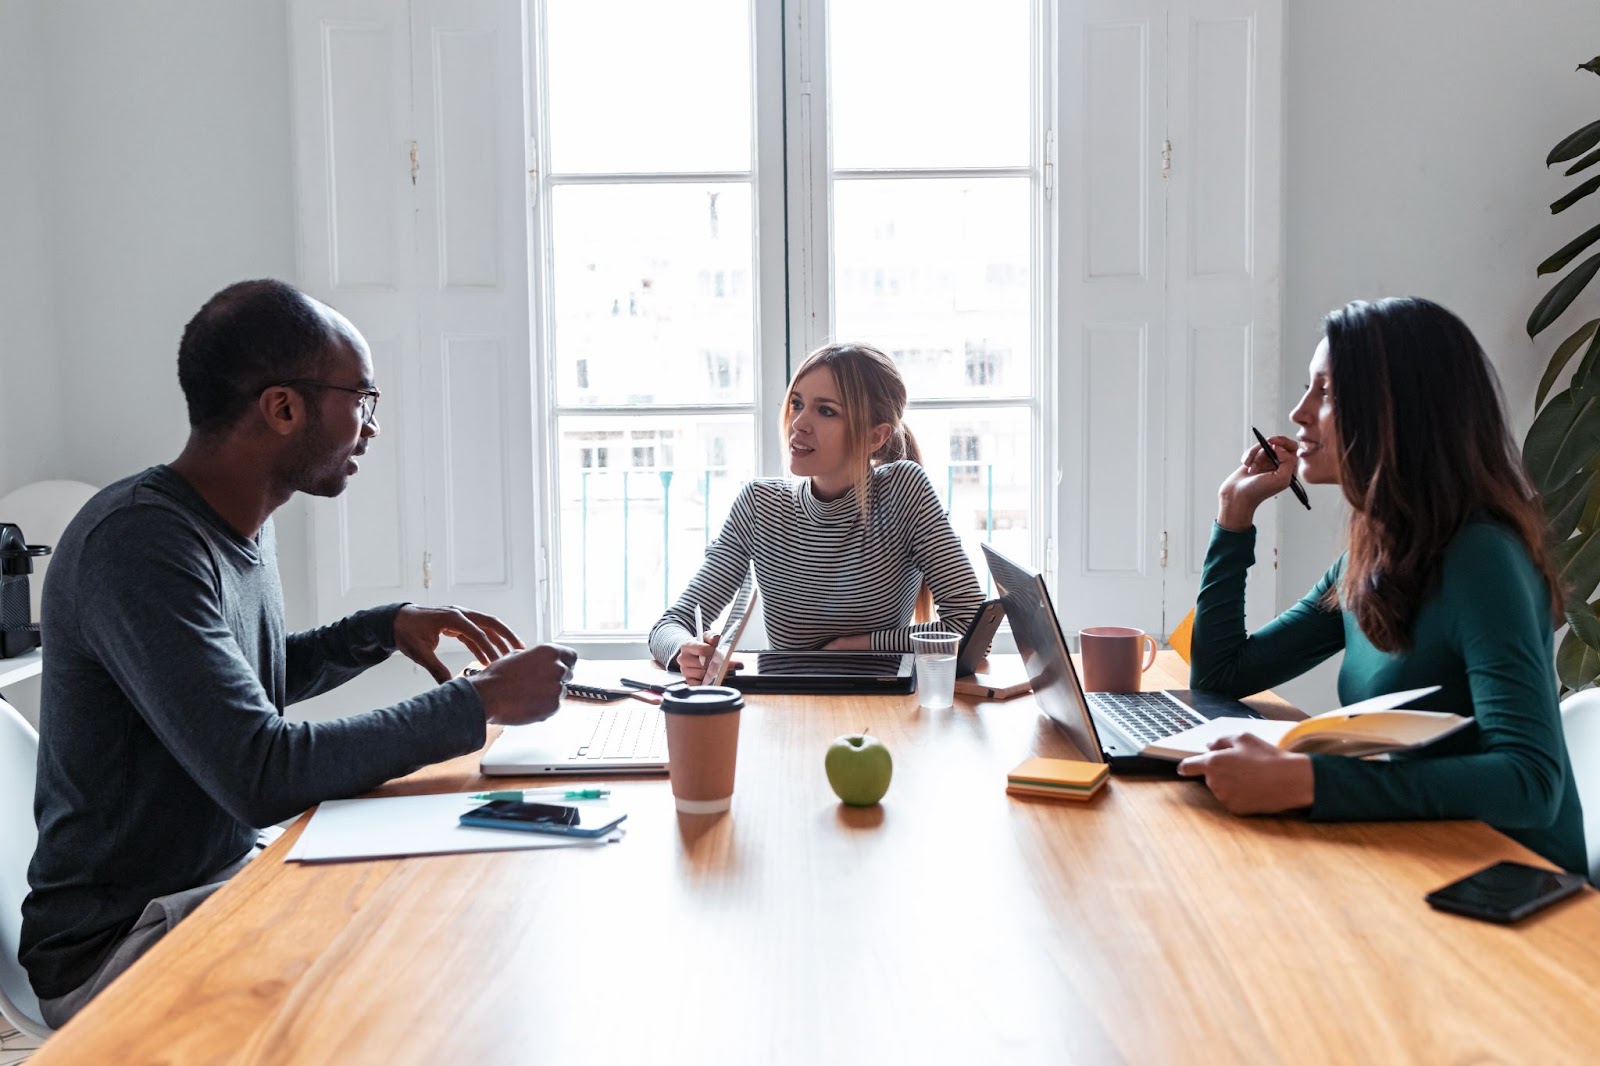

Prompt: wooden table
xmin=31 ymin=654 xmax=1600 ymax=1064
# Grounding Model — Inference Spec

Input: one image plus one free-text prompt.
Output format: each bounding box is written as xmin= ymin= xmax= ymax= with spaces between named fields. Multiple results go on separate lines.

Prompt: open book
xmin=1144 ymin=686 xmax=1470 ymax=761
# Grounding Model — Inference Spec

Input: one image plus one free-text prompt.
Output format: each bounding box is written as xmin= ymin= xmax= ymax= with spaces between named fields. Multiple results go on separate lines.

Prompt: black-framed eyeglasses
xmin=273 ymin=379 xmax=381 ymax=425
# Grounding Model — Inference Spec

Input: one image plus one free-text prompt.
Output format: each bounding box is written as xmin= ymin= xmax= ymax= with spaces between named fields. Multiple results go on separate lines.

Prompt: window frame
xmin=528 ymin=0 xmax=1056 ymax=656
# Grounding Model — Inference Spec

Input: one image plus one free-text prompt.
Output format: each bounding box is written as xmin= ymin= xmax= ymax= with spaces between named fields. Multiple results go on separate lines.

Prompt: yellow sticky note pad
xmin=1006 ymin=757 xmax=1110 ymax=802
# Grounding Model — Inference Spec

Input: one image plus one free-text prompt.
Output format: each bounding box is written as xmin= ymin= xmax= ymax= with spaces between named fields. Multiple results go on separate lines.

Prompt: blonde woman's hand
xmin=676 ymin=633 xmax=719 ymax=684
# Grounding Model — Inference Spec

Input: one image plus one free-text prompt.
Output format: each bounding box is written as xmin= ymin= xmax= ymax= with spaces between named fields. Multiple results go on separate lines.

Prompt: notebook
xmin=980 ymin=543 xmax=1264 ymax=774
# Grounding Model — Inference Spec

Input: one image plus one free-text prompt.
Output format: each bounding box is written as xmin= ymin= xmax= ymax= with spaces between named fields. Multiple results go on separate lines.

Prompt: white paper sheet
xmin=285 ymin=792 xmax=623 ymax=863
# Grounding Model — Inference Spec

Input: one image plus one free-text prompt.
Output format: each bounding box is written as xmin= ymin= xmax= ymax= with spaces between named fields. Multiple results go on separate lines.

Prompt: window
xmin=290 ymin=0 xmax=1282 ymax=649
xmin=533 ymin=0 xmax=1044 ymax=640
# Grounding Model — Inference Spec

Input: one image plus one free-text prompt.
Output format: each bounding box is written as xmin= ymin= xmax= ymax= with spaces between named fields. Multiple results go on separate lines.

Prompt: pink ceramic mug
xmin=1078 ymin=626 xmax=1158 ymax=692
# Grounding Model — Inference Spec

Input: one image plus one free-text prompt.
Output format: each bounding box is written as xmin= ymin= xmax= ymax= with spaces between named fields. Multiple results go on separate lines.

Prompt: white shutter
xmin=1164 ymin=0 xmax=1283 ymax=629
xmin=411 ymin=0 xmax=540 ymax=638
xmin=1056 ymin=0 xmax=1281 ymax=641
xmin=290 ymin=0 xmax=538 ymax=637
xmin=1057 ymin=1 xmax=1171 ymax=637
xmin=289 ymin=0 xmax=428 ymax=620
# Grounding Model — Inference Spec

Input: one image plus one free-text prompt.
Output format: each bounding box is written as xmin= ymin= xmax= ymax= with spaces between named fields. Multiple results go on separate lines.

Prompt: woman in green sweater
xmin=1179 ymin=296 xmax=1586 ymax=874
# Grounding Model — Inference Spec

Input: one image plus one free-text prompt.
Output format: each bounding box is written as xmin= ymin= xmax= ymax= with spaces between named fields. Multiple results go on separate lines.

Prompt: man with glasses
xmin=20 ymin=279 xmax=577 ymax=1026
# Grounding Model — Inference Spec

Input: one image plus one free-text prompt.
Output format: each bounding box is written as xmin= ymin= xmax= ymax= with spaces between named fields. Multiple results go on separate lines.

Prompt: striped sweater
xmin=648 ymin=460 xmax=984 ymax=668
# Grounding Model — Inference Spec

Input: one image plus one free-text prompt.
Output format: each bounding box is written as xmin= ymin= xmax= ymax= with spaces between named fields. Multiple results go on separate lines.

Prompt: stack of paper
xmin=284 ymin=792 xmax=623 ymax=864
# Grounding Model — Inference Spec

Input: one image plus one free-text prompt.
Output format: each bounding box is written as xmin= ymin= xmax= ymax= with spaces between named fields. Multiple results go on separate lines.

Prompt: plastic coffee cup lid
xmin=660 ymin=686 xmax=744 ymax=714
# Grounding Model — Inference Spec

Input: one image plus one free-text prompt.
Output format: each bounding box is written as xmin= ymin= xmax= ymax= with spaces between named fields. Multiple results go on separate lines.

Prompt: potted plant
xmin=1525 ymin=55 xmax=1600 ymax=688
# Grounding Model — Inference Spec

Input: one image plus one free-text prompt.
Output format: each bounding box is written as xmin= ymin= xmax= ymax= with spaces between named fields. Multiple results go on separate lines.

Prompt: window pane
xmin=550 ymin=183 xmax=756 ymax=406
xmin=904 ymin=407 xmax=1034 ymax=594
xmin=557 ymin=413 xmax=758 ymax=633
xmin=830 ymin=0 xmax=1031 ymax=169
xmin=833 ymin=178 xmax=1031 ymax=401
xmin=546 ymin=0 xmax=752 ymax=174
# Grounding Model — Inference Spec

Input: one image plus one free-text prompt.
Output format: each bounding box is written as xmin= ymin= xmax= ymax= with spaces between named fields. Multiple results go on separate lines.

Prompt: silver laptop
xmin=479 ymin=575 xmax=758 ymax=776
xmin=980 ymin=544 xmax=1261 ymax=772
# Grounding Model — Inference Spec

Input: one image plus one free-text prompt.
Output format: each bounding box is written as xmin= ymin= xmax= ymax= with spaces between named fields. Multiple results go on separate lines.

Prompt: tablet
xmin=723 ymin=651 xmax=915 ymax=694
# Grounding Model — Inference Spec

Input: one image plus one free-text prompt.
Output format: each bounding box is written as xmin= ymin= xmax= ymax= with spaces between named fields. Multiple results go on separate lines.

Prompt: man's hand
xmin=394 ymin=605 xmax=523 ymax=684
xmin=1176 ymin=732 xmax=1315 ymax=814
xmin=468 ymin=644 xmax=578 ymax=726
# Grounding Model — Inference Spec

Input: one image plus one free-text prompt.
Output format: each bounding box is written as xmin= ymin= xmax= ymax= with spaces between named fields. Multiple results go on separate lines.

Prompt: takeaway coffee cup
xmin=660 ymin=686 xmax=745 ymax=814
xmin=1078 ymin=626 xmax=1158 ymax=692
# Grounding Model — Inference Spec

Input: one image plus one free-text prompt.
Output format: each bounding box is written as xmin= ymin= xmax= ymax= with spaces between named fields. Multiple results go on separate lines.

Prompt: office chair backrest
xmin=0 ymin=695 xmax=49 ymax=1038
xmin=1559 ymin=689 xmax=1600 ymax=886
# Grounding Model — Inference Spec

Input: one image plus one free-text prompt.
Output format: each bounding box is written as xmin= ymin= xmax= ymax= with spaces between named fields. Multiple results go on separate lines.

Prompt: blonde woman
xmin=650 ymin=342 xmax=983 ymax=683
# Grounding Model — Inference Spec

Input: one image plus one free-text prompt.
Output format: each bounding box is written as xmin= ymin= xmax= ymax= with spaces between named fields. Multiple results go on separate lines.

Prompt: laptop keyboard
xmin=572 ymin=704 xmax=667 ymax=761
xmin=1087 ymin=691 xmax=1204 ymax=745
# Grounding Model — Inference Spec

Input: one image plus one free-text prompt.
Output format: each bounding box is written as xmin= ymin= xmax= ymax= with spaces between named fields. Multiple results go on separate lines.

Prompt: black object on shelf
xmin=0 ymin=522 xmax=50 ymax=659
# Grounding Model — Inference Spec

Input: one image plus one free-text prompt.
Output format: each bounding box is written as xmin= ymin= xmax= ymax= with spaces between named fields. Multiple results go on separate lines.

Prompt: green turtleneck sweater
xmin=1190 ymin=521 xmax=1585 ymax=875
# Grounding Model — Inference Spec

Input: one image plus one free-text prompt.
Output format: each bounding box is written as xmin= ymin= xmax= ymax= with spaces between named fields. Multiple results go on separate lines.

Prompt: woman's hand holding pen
xmin=1217 ymin=433 xmax=1298 ymax=531
xmin=676 ymin=632 xmax=721 ymax=685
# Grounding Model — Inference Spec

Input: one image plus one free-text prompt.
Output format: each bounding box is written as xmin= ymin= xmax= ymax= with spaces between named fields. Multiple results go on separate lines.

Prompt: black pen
xmin=620 ymin=677 xmax=688 ymax=695
xmin=1251 ymin=426 xmax=1311 ymax=510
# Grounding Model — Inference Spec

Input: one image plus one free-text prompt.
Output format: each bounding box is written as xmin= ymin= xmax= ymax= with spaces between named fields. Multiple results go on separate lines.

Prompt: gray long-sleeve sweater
xmin=20 ymin=466 xmax=486 ymax=999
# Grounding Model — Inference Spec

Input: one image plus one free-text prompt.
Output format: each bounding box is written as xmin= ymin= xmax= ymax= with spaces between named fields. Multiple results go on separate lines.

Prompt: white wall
xmin=0 ymin=0 xmax=63 ymax=495
xmin=1272 ymin=0 xmax=1600 ymax=711
xmin=37 ymin=0 xmax=316 ymax=632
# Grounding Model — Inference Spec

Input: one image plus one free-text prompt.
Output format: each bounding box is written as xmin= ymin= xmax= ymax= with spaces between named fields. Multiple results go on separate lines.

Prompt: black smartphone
xmin=1424 ymin=861 xmax=1588 ymax=924
xmin=459 ymin=799 xmax=627 ymax=838
xmin=956 ymin=599 xmax=1007 ymax=677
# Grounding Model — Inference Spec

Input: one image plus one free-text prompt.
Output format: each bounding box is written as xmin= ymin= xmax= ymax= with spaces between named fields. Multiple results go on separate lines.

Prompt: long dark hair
xmin=1323 ymin=297 xmax=1561 ymax=650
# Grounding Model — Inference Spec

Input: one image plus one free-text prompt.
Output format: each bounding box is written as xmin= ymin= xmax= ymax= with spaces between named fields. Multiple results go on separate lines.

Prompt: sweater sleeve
xmin=1188 ymin=523 xmax=1345 ymax=695
xmin=285 ymin=604 xmax=404 ymax=703
xmin=867 ymin=464 xmax=985 ymax=653
xmin=78 ymin=511 xmax=486 ymax=828
xmin=1310 ymin=527 xmax=1566 ymax=830
xmin=648 ymin=482 xmax=759 ymax=669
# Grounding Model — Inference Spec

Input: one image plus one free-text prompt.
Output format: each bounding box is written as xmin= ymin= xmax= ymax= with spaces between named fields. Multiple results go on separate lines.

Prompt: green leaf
xmin=1556 ymin=626 xmax=1600 ymax=691
xmin=1566 ymin=145 xmax=1600 ymax=177
xmin=1552 ymin=172 xmax=1600 ymax=214
xmin=1566 ymin=589 xmax=1600 ymax=648
xmin=1543 ymin=464 xmax=1596 ymax=543
xmin=1581 ymin=479 xmax=1600 ymax=538
xmin=1538 ymin=225 xmax=1600 ymax=276
xmin=1527 ymin=251 xmax=1600 ymax=338
xmin=1524 ymin=386 xmax=1600 ymax=494
xmin=1572 ymin=328 xmax=1600 ymax=392
xmin=1553 ymin=528 xmax=1600 ymax=597
xmin=1550 ymin=120 xmax=1600 ymax=165
xmin=1535 ymin=319 xmax=1600 ymax=406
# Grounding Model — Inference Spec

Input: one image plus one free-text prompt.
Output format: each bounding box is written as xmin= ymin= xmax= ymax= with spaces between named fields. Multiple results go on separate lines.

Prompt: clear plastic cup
xmin=911 ymin=631 xmax=960 ymax=709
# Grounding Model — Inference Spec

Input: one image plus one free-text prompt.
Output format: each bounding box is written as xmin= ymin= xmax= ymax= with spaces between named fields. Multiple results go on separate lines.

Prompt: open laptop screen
xmin=980 ymin=544 xmax=1107 ymax=764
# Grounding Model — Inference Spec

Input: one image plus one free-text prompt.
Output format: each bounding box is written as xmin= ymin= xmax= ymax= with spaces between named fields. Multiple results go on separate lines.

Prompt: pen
xmin=620 ymin=677 xmax=687 ymax=695
xmin=694 ymin=603 xmax=704 ymax=638
xmin=470 ymin=788 xmax=610 ymax=802
xmin=1251 ymin=426 xmax=1312 ymax=511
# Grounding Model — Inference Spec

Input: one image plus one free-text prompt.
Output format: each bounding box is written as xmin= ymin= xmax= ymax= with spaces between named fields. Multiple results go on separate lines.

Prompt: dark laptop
xmin=980 ymin=544 xmax=1262 ymax=773
xmin=724 ymin=650 xmax=915 ymax=694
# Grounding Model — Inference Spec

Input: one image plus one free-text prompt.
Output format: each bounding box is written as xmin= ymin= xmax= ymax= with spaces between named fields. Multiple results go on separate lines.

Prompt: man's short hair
xmin=177 ymin=280 xmax=344 ymax=435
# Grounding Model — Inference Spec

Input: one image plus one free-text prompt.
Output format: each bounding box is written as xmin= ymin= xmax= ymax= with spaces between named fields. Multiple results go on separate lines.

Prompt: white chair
xmin=1559 ymin=688 xmax=1600 ymax=886
xmin=0 ymin=480 xmax=97 ymax=626
xmin=0 ymin=696 xmax=49 ymax=1048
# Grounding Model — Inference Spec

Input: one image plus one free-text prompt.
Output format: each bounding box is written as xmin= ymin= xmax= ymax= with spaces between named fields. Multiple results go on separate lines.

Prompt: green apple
xmin=825 ymin=733 xmax=893 ymax=806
